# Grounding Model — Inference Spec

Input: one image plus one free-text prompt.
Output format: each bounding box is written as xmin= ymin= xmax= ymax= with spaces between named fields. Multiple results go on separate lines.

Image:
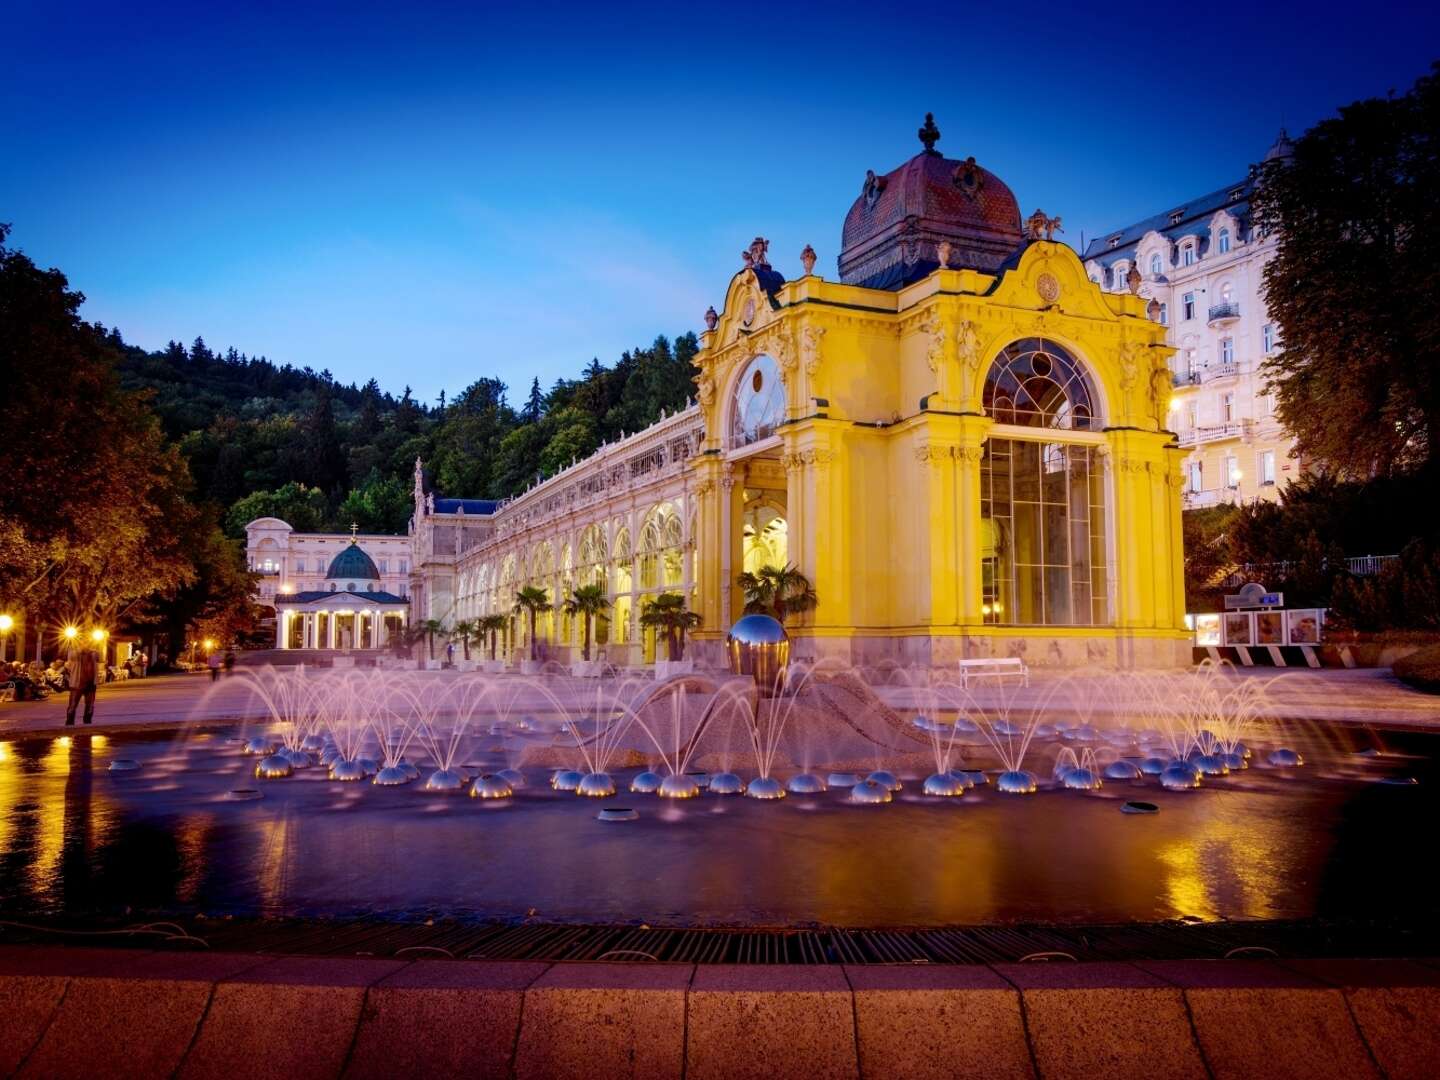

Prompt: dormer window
xmin=1169 ymin=210 xmax=1184 ymax=225
xmin=1182 ymin=244 xmax=1196 ymax=267
xmin=1107 ymin=234 xmax=1121 ymax=249
xmin=1218 ymin=227 xmax=1231 ymax=254
xmin=1149 ymin=254 xmax=1162 ymax=277
xmin=1229 ymin=187 xmax=1244 ymax=201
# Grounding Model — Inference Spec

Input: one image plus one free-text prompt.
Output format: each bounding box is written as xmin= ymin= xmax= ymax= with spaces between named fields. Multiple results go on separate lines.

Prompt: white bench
xmin=956 ymin=657 xmax=1029 ymax=688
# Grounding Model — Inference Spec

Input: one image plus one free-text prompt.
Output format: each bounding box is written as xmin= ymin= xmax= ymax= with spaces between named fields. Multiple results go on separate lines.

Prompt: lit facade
xmin=1083 ymin=133 xmax=1299 ymax=508
xmin=418 ymin=120 xmax=1191 ymax=668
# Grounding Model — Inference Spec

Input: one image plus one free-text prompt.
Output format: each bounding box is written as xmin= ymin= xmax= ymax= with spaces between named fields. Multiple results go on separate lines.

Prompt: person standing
xmin=65 ymin=642 xmax=100 ymax=725
xmin=207 ymin=650 xmax=222 ymax=682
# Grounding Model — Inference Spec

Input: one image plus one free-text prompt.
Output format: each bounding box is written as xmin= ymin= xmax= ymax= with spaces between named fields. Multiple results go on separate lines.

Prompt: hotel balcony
xmin=1207 ymin=302 xmax=1241 ymax=326
xmin=1199 ymin=362 xmax=1239 ymax=382
xmin=1172 ymin=370 xmax=1200 ymax=387
xmin=1177 ymin=419 xmax=1253 ymax=448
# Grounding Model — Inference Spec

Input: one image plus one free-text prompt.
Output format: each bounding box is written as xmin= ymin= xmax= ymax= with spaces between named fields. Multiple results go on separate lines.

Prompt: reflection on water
xmin=0 ymin=726 xmax=1434 ymax=927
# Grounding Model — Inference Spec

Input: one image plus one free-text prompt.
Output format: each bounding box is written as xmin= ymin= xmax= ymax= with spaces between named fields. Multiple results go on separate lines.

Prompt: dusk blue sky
xmin=5 ymin=1 xmax=1436 ymax=405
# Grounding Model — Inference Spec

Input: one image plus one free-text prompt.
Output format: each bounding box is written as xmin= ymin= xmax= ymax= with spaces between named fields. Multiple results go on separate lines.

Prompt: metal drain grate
xmin=3 ymin=915 xmax=1436 ymax=964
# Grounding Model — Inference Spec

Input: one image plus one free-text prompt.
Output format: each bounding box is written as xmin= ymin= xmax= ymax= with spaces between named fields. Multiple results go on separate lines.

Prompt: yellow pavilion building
xmin=434 ymin=117 xmax=1190 ymax=668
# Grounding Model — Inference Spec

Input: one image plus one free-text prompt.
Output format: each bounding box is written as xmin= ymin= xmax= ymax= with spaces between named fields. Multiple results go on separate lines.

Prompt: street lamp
xmin=63 ymin=625 xmax=79 ymax=640
xmin=0 ymin=613 xmax=12 ymax=662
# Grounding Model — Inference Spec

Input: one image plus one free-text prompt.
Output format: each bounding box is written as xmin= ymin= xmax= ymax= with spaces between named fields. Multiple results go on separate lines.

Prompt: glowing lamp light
xmin=63 ymin=626 xmax=79 ymax=640
xmin=982 ymin=603 xmax=992 ymax=616
xmin=91 ymin=628 xmax=106 ymax=642
xmin=0 ymin=614 xmax=13 ymax=632
xmin=203 ymin=639 xmax=215 ymax=650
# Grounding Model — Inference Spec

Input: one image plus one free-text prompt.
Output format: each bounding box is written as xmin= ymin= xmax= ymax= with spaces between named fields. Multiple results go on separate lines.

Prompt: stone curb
xmin=2 ymin=947 xmax=1438 ymax=1079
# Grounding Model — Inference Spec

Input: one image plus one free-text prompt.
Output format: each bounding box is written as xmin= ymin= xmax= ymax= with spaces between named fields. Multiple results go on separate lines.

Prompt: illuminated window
xmin=1262 ymin=323 xmax=1275 ymax=353
xmin=1149 ymin=253 xmax=1162 ymax=277
xmin=983 ymin=338 xmax=1101 ymax=430
xmin=730 ymin=354 xmax=785 ymax=448
xmin=1218 ymin=227 xmax=1231 ymax=253
xmin=980 ymin=439 xmax=1110 ymax=626
xmin=1259 ymin=450 xmax=1276 ymax=485
xmin=1183 ymin=293 xmax=1196 ymax=320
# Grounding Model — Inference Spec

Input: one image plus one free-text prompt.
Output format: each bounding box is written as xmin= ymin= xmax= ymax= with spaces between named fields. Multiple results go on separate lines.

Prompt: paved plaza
xmin=1 ymin=664 xmax=1434 ymax=739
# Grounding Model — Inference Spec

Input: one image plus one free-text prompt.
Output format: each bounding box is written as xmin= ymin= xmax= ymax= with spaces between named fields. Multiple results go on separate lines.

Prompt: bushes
xmin=1332 ymin=540 xmax=1440 ymax=632
xmin=1393 ymin=643 xmax=1440 ymax=693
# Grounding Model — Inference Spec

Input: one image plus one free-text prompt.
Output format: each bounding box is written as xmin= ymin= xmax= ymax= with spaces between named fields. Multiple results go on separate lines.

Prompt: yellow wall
xmin=687 ymin=241 xmax=1191 ymax=668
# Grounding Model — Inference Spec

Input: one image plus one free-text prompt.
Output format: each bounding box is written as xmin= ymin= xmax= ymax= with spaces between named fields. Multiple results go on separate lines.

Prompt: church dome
xmin=839 ymin=114 xmax=1024 ymax=290
xmin=327 ymin=541 xmax=380 ymax=581
xmin=1264 ymin=127 xmax=1295 ymax=162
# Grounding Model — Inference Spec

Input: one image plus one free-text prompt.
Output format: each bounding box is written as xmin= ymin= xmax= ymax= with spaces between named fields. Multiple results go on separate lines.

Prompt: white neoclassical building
xmin=245 ymin=520 xmax=413 ymax=650
xmin=1084 ymin=132 xmax=1300 ymax=508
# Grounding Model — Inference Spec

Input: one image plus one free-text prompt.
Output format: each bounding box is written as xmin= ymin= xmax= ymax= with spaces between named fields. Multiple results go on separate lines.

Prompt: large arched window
xmin=577 ymin=524 xmax=607 ymax=589
xmin=638 ymin=504 xmax=684 ymax=589
xmin=730 ymin=354 xmax=785 ymax=449
xmin=983 ymin=338 xmax=1101 ymax=431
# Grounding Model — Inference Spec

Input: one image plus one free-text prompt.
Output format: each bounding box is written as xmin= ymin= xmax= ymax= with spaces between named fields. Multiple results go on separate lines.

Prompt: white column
xmin=327 ymin=613 xmax=336 ymax=650
xmin=276 ymin=610 xmax=287 ymax=649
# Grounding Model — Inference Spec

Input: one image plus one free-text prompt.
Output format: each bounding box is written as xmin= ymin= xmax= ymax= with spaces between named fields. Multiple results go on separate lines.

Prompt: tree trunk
xmin=489 ymin=631 xmax=496 ymax=661
xmin=529 ymin=611 xmax=538 ymax=662
xmin=582 ymin=616 xmax=591 ymax=661
xmin=462 ymin=637 xmax=470 ymax=661
xmin=675 ymin=626 xmax=685 ymax=661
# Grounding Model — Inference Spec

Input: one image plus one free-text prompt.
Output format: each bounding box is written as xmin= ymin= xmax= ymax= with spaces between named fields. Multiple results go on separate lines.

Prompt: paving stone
xmin=344 ymin=960 xmax=549 ymax=1080
xmin=995 ymin=962 xmax=1207 ymax=1080
xmin=846 ymin=964 xmax=1033 ymax=1079
xmin=177 ymin=956 xmax=404 ymax=1080
xmin=17 ymin=974 xmax=213 ymax=1080
xmin=687 ymin=965 xmax=857 ymax=1080
xmin=514 ymin=962 xmax=691 ymax=1079
xmin=1141 ymin=960 xmax=1379 ymax=1080
xmin=1286 ymin=958 xmax=1440 ymax=1080
xmin=0 ymin=972 xmax=67 ymax=1077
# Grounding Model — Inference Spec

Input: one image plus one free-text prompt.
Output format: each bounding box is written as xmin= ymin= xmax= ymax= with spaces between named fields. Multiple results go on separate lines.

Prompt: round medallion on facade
xmin=741 ymin=297 xmax=756 ymax=327
xmin=1036 ymin=272 xmax=1061 ymax=304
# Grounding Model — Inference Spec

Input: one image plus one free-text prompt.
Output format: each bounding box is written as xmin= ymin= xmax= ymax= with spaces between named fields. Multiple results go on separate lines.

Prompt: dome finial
xmin=349 ymin=521 xmax=359 ymax=543
xmin=918 ymin=113 xmax=940 ymax=154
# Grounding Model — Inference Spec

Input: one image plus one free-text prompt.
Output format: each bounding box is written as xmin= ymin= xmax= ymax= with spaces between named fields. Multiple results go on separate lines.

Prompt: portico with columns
xmin=272 ymin=530 xmax=409 ymax=652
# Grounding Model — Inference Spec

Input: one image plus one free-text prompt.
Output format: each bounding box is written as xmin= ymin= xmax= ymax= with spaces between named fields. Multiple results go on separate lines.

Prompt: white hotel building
xmin=1083 ymin=132 xmax=1300 ymax=508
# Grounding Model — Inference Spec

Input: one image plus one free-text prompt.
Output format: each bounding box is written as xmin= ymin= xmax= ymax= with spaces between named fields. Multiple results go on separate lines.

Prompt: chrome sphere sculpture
xmin=658 ymin=773 xmax=701 ymax=799
xmin=551 ymin=769 xmax=584 ymax=792
xmin=1267 ymin=748 xmax=1304 ymax=767
xmin=424 ymin=768 xmax=466 ymax=791
xmin=726 ymin=613 xmax=789 ymax=693
xmin=1103 ymin=760 xmax=1143 ymax=781
xmin=849 ymin=779 xmax=892 ymax=804
xmin=471 ymin=774 xmax=515 ymax=799
xmin=923 ymin=772 xmax=966 ymax=796
xmin=398 ymin=760 xmax=421 ymax=781
xmin=1138 ymin=757 xmax=1168 ymax=776
xmin=866 ymin=770 xmax=902 ymax=792
xmin=1160 ymin=763 xmax=1201 ymax=790
xmin=330 ymin=759 xmax=368 ymax=782
xmin=708 ymin=772 xmax=746 ymax=795
xmin=373 ymin=765 xmax=411 ymax=786
xmin=355 ymin=757 xmax=380 ymax=777
xmin=996 ymin=770 xmax=1038 ymax=794
xmin=1221 ymin=752 xmax=1248 ymax=771
xmin=497 ymin=767 xmax=526 ymax=788
xmin=576 ymin=772 xmax=617 ymax=797
xmin=787 ymin=773 xmax=827 ymax=794
xmin=255 ymin=753 xmax=293 ymax=779
xmin=300 ymin=734 xmax=325 ymax=753
xmin=244 ymin=736 xmax=276 ymax=756
xmin=746 ymin=776 xmax=786 ymax=800
xmin=280 ymin=748 xmax=311 ymax=769
xmin=630 ymin=771 xmax=664 ymax=794
xmin=319 ymin=746 xmax=342 ymax=768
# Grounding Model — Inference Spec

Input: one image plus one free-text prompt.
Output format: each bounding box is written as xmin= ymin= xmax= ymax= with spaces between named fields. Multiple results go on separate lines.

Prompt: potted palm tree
xmin=450 ymin=620 xmax=476 ymax=670
xmin=478 ymin=613 xmax=508 ymax=672
xmin=641 ymin=592 xmax=702 ymax=678
xmin=737 ymin=565 xmax=818 ymax=624
xmin=420 ymin=618 xmax=446 ymax=670
xmin=563 ymin=584 xmax=611 ymax=676
xmin=512 ymin=586 xmax=551 ymax=674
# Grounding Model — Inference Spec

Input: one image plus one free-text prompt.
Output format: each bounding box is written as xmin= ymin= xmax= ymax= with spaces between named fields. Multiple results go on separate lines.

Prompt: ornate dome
xmin=326 ymin=540 xmax=380 ymax=581
xmin=840 ymin=114 xmax=1024 ymax=290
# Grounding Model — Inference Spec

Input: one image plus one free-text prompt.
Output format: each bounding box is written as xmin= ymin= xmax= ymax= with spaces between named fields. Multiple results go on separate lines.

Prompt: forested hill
xmin=113 ymin=330 xmax=701 ymax=538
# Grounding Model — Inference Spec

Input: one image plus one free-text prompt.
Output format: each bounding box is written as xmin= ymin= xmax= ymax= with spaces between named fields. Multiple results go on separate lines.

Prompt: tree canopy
xmin=1254 ymin=63 xmax=1440 ymax=476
